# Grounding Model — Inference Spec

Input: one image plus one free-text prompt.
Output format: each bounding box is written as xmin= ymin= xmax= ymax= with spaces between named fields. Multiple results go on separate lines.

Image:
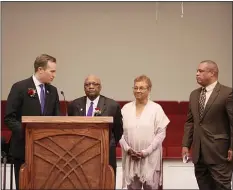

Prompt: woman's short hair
xmin=134 ymin=75 xmax=152 ymax=89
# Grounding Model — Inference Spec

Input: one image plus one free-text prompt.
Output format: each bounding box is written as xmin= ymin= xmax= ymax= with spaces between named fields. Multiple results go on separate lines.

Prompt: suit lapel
xmin=77 ymin=97 xmax=86 ymax=116
xmin=27 ymin=77 xmax=41 ymax=114
xmin=43 ymin=84 xmax=50 ymax=115
xmin=193 ymin=88 xmax=202 ymax=122
xmin=200 ymin=82 xmax=220 ymax=121
xmin=97 ymin=95 xmax=107 ymax=116
xmin=77 ymin=96 xmax=106 ymax=116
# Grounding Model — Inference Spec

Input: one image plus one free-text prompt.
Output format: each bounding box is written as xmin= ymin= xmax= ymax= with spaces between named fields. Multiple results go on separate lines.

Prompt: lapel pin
xmin=80 ymin=108 xmax=83 ymax=111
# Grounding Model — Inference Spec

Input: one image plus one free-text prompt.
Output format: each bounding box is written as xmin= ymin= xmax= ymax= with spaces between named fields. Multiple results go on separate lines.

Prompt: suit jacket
xmin=182 ymin=82 xmax=233 ymax=164
xmin=68 ymin=95 xmax=123 ymax=173
xmin=4 ymin=76 xmax=60 ymax=160
xmin=68 ymin=95 xmax=123 ymax=146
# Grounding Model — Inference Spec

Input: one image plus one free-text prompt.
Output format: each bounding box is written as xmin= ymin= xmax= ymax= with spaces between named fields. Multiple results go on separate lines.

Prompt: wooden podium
xmin=19 ymin=116 xmax=114 ymax=189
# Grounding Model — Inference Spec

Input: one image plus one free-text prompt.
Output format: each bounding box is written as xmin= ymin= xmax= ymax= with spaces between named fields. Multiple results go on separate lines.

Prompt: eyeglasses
xmin=84 ymin=82 xmax=100 ymax=87
xmin=132 ymin=87 xmax=148 ymax=92
xmin=197 ymin=69 xmax=211 ymax=73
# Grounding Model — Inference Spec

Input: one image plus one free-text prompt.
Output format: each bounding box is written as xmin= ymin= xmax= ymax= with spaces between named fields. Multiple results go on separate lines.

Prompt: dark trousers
xmin=109 ymin=145 xmax=117 ymax=188
xmin=13 ymin=159 xmax=24 ymax=190
xmin=194 ymin=148 xmax=232 ymax=190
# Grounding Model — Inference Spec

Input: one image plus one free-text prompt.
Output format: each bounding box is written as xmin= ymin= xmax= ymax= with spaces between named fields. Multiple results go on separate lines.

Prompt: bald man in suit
xmin=68 ymin=75 xmax=123 ymax=184
xmin=182 ymin=60 xmax=233 ymax=190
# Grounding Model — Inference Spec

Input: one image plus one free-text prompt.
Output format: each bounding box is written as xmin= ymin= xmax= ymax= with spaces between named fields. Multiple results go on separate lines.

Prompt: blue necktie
xmin=39 ymin=84 xmax=45 ymax=114
xmin=86 ymin=102 xmax=94 ymax=116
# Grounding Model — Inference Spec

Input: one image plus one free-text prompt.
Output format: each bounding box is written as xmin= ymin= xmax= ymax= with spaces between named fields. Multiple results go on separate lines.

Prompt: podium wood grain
xmin=19 ymin=116 xmax=114 ymax=189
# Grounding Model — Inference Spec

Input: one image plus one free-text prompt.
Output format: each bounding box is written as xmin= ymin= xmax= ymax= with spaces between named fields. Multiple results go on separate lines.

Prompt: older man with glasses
xmin=68 ymin=74 xmax=123 ymax=184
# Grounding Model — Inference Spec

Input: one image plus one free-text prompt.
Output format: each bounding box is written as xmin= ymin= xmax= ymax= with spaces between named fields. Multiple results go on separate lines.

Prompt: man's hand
xmin=182 ymin=147 xmax=190 ymax=157
xmin=227 ymin=149 xmax=232 ymax=161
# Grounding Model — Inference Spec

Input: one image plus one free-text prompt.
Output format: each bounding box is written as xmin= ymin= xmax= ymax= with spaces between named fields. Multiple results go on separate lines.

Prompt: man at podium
xmin=4 ymin=54 xmax=60 ymax=190
xmin=68 ymin=74 xmax=123 ymax=181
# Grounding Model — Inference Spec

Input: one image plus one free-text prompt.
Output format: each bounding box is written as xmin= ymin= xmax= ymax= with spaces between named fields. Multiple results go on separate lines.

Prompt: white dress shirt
xmin=32 ymin=75 xmax=44 ymax=104
xmin=86 ymin=96 xmax=100 ymax=116
xmin=203 ymin=80 xmax=218 ymax=107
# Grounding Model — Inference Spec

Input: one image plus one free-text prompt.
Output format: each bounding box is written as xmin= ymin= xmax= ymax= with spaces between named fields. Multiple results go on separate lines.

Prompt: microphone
xmin=60 ymin=91 xmax=68 ymax=116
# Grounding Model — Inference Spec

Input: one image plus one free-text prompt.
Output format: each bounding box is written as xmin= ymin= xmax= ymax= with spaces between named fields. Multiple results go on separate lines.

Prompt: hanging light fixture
xmin=155 ymin=2 xmax=159 ymax=22
xmin=181 ymin=2 xmax=184 ymax=18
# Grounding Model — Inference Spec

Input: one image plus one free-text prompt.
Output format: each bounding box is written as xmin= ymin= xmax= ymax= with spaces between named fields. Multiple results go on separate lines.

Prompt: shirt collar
xmin=32 ymin=75 xmax=43 ymax=87
xmin=86 ymin=95 xmax=100 ymax=107
xmin=205 ymin=81 xmax=218 ymax=92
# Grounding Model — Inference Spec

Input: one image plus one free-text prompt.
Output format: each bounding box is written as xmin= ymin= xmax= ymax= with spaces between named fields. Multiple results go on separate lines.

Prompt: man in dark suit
xmin=68 ymin=75 xmax=123 ymax=181
xmin=182 ymin=60 xmax=232 ymax=190
xmin=4 ymin=54 xmax=60 ymax=190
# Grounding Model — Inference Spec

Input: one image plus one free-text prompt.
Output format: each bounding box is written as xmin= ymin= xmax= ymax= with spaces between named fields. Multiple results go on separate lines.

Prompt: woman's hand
xmin=128 ymin=149 xmax=146 ymax=161
xmin=128 ymin=149 xmax=141 ymax=161
xmin=135 ymin=151 xmax=145 ymax=159
xmin=127 ymin=148 xmax=136 ymax=156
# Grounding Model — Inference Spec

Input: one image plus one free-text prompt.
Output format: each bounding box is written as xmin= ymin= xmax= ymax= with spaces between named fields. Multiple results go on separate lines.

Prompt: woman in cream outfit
xmin=120 ymin=75 xmax=170 ymax=190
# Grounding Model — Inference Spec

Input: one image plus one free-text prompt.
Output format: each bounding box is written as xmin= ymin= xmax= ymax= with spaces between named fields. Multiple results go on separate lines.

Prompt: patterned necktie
xmin=199 ymin=87 xmax=207 ymax=119
xmin=86 ymin=102 xmax=94 ymax=116
xmin=39 ymin=84 xmax=45 ymax=114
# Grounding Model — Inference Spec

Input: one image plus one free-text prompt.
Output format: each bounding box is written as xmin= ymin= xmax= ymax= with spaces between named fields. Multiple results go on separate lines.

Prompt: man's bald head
xmin=84 ymin=75 xmax=101 ymax=85
xmin=84 ymin=74 xmax=102 ymax=100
